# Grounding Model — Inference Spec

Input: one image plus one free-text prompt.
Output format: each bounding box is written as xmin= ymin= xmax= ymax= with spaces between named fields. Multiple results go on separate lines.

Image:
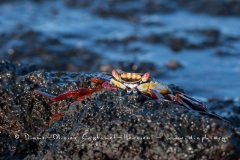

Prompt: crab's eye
xmin=142 ymin=72 xmax=150 ymax=82
xmin=112 ymin=70 xmax=121 ymax=81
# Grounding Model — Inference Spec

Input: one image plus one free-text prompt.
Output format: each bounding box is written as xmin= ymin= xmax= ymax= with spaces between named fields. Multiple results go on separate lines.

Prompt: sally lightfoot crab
xmin=34 ymin=69 xmax=226 ymax=124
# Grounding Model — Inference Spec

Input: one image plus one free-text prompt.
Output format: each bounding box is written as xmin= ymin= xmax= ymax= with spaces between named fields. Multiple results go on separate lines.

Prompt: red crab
xmin=34 ymin=69 xmax=226 ymax=124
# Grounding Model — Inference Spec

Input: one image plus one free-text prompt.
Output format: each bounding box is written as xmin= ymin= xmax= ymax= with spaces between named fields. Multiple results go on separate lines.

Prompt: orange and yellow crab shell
xmin=110 ymin=69 xmax=171 ymax=95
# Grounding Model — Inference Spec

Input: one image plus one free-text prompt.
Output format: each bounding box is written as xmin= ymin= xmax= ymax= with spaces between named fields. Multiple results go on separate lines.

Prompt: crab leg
xmin=91 ymin=73 xmax=110 ymax=84
xmin=166 ymin=94 xmax=192 ymax=110
xmin=150 ymin=89 xmax=227 ymax=122
xmin=150 ymin=89 xmax=165 ymax=100
xmin=49 ymin=113 xmax=62 ymax=126
xmin=173 ymin=93 xmax=229 ymax=122
xmin=176 ymin=93 xmax=207 ymax=111
xmin=34 ymin=88 xmax=103 ymax=102
xmin=34 ymin=73 xmax=110 ymax=102
xmin=102 ymin=81 xmax=118 ymax=90
xmin=177 ymin=93 xmax=229 ymax=121
xmin=34 ymin=75 xmax=117 ymax=124
xmin=150 ymin=89 xmax=191 ymax=109
xmin=34 ymin=88 xmax=103 ymax=125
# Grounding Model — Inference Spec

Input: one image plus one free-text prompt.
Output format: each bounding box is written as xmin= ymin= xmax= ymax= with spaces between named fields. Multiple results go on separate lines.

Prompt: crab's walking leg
xmin=173 ymin=93 xmax=229 ymax=122
xmin=76 ymin=82 xmax=118 ymax=101
xmin=166 ymin=94 xmax=192 ymax=110
xmin=91 ymin=73 xmax=110 ymax=84
xmin=35 ymin=76 xmax=117 ymax=124
xmin=34 ymin=73 xmax=111 ymax=101
xmin=150 ymin=89 xmax=165 ymax=100
xmin=34 ymin=89 xmax=56 ymax=99
xmin=149 ymin=88 xmax=191 ymax=110
xmin=34 ymin=89 xmax=74 ymax=102
xmin=35 ymin=88 xmax=104 ymax=125
xmin=102 ymin=81 xmax=119 ymax=90
xmin=148 ymin=84 xmax=227 ymax=122
xmin=177 ymin=93 xmax=207 ymax=112
xmin=49 ymin=113 xmax=62 ymax=126
xmin=34 ymin=88 xmax=103 ymax=102
xmin=47 ymin=83 xmax=115 ymax=125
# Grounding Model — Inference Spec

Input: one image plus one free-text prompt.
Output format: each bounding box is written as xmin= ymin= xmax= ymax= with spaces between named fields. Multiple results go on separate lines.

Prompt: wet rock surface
xmin=177 ymin=0 xmax=240 ymax=16
xmin=64 ymin=0 xmax=240 ymax=16
xmin=0 ymin=27 xmax=101 ymax=72
xmin=0 ymin=61 xmax=240 ymax=160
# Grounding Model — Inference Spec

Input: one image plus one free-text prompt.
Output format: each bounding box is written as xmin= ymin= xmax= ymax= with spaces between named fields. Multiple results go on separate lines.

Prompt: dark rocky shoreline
xmin=1 ymin=0 xmax=240 ymax=159
xmin=0 ymin=61 xmax=239 ymax=159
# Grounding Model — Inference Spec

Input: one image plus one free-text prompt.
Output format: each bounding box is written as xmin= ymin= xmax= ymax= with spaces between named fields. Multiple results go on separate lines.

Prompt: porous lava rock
xmin=0 ymin=61 xmax=239 ymax=160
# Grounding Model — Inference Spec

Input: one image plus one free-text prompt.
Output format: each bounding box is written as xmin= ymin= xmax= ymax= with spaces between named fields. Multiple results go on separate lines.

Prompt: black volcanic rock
xmin=0 ymin=61 xmax=240 ymax=160
xmin=177 ymin=0 xmax=240 ymax=16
